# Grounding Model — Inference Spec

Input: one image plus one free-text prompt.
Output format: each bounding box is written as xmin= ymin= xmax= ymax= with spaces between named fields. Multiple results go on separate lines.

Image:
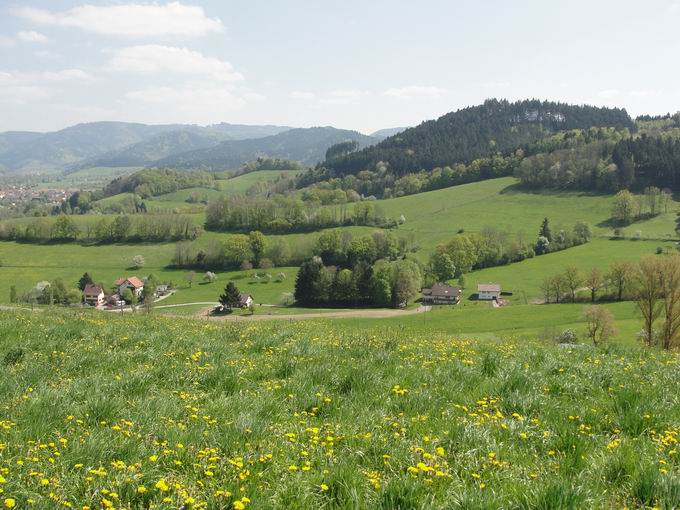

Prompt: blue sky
xmin=1 ymin=0 xmax=679 ymax=133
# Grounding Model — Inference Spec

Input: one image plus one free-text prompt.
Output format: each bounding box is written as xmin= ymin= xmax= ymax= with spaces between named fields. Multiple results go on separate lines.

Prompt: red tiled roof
xmin=126 ymin=276 xmax=144 ymax=288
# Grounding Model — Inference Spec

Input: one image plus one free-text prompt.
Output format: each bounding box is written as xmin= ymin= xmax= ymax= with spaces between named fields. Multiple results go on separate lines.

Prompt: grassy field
xmin=464 ymin=238 xmax=672 ymax=304
xmin=339 ymin=301 xmax=643 ymax=345
xmin=0 ymin=240 xmax=297 ymax=306
xmin=378 ymin=178 xmax=679 ymax=253
xmin=215 ymin=170 xmax=301 ymax=195
xmin=0 ymin=310 xmax=678 ymax=509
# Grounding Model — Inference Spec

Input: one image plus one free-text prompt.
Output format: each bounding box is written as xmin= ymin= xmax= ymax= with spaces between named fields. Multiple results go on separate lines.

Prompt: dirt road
xmin=196 ymin=305 xmax=432 ymax=321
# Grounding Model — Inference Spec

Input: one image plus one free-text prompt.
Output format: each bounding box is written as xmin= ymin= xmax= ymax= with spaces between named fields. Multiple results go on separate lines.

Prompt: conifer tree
xmin=219 ymin=282 xmax=242 ymax=310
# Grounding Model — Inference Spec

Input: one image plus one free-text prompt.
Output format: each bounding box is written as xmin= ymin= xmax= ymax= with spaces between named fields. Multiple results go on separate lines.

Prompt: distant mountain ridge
xmin=370 ymin=127 xmax=409 ymax=139
xmin=153 ymin=127 xmax=378 ymax=170
xmin=0 ymin=121 xmax=293 ymax=174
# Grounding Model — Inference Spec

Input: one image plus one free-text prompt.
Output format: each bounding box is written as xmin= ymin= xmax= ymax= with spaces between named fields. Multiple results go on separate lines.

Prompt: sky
xmin=1 ymin=0 xmax=679 ymax=134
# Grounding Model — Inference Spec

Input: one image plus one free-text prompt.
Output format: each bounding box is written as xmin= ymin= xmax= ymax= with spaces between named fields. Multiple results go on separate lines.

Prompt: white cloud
xmin=124 ymin=82 xmax=263 ymax=122
xmin=629 ymin=89 xmax=658 ymax=98
xmin=17 ymin=31 xmax=49 ymax=44
xmin=15 ymin=2 xmax=223 ymax=37
xmin=0 ymin=69 xmax=93 ymax=104
xmin=384 ymin=85 xmax=448 ymax=100
xmin=290 ymin=91 xmax=317 ymax=101
xmin=597 ymin=89 xmax=620 ymax=99
xmin=0 ymin=36 xmax=16 ymax=48
xmin=483 ymin=81 xmax=511 ymax=89
xmin=108 ymin=45 xmax=242 ymax=82
xmin=289 ymin=89 xmax=369 ymax=105
xmin=320 ymin=89 xmax=369 ymax=105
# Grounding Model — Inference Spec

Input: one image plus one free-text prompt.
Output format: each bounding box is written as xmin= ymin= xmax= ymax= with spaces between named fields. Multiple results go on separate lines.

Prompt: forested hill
xmin=320 ymin=99 xmax=634 ymax=178
xmin=153 ymin=127 xmax=377 ymax=170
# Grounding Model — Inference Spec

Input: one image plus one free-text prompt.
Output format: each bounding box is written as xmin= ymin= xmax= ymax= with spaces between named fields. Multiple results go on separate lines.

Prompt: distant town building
xmin=83 ymin=284 xmax=105 ymax=307
xmin=477 ymin=283 xmax=501 ymax=301
xmin=422 ymin=283 xmax=461 ymax=305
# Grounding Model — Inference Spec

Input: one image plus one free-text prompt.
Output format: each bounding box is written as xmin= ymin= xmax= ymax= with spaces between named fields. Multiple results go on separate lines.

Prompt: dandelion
xmin=155 ymin=479 xmax=169 ymax=492
xmin=4 ymin=499 xmax=16 ymax=509
xmin=320 ymin=484 xmax=329 ymax=492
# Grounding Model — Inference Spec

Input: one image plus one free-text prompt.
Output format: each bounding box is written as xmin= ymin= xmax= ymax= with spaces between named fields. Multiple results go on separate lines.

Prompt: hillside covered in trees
xmin=313 ymin=99 xmax=634 ymax=179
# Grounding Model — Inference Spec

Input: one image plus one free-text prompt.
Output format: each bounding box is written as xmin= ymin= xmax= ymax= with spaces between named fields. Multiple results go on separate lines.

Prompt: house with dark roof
xmin=83 ymin=284 xmax=105 ymax=307
xmin=240 ymin=293 xmax=253 ymax=308
xmin=422 ymin=283 xmax=461 ymax=305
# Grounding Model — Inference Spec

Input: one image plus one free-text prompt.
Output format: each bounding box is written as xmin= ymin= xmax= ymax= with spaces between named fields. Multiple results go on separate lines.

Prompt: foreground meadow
xmin=1 ymin=310 xmax=679 ymax=509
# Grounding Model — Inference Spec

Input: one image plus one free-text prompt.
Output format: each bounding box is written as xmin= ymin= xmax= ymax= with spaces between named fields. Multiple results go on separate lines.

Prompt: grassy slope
xmin=380 ymin=177 xmax=678 ymax=253
xmin=339 ymin=301 xmax=643 ymax=345
xmin=0 ymin=310 xmax=678 ymax=509
xmin=466 ymin=238 xmax=670 ymax=303
xmin=1 ymin=176 xmax=677 ymax=315
xmin=215 ymin=169 xmax=301 ymax=195
xmin=89 ymin=169 xmax=301 ymax=213
xmin=0 ymin=240 xmax=298 ymax=306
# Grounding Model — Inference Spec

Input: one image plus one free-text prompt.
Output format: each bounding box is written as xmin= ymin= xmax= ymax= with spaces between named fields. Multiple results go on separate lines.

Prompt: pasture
xmin=0 ymin=311 xmax=678 ymax=508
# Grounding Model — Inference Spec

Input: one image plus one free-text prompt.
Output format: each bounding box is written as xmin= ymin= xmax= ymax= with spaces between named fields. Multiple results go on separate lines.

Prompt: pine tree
xmin=219 ymin=282 xmax=242 ymax=310
xmin=78 ymin=272 xmax=94 ymax=291
xmin=539 ymin=217 xmax=552 ymax=242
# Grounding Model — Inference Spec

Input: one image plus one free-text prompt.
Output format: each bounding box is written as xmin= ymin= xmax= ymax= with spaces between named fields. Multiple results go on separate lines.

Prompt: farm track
xmin=192 ymin=305 xmax=433 ymax=321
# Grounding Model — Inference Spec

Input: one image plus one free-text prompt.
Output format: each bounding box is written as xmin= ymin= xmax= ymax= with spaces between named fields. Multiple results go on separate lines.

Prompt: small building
xmin=422 ymin=283 xmax=461 ymax=305
xmin=155 ymin=284 xmax=169 ymax=297
xmin=477 ymin=283 xmax=501 ymax=301
xmin=239 ymin=293 xmax=253 ymax=308
xmin=83 ymin=284 xmax=105 ymax=307
xmin=116 ymin=276 xmax=144 ymax=297
xmin=106 ymin=294 xmax=125 ymax=307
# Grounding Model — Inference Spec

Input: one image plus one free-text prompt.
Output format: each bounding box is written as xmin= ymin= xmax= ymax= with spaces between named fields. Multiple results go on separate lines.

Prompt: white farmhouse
xmin=477 ymin=283 xmax=501 ymax=301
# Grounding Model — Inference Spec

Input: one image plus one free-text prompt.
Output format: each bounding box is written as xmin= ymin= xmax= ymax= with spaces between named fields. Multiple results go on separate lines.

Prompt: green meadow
xmin=0 ymin=310 xmax=678 ymax=509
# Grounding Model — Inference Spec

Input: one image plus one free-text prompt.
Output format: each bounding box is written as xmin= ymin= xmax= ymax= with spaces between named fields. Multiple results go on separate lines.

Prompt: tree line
xmin=299 ymin=127 xmax=629 ymax=200
xmin=516 ymin=131 xmax=680 ymax=193
xmin=172 ymin=228 xmax=411 ymax=273
xmin=205 ymin=195 xmax=397 ymax=234
xmin=313 ymin=99 xmax=633 ymax=180
xmin=294 ymin=256 xmax=422 ymax=308
xmin=0 ymin=214 xmax=202 ymax=244
xmin=428 ymin=218 xmax=591 ymax=282
xmin=545 ymin=253 xmax=680 ymax=351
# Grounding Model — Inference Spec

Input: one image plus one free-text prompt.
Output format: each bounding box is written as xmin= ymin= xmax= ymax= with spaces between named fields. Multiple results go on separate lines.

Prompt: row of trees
xmin=294 ymin=256 xmax=422 ymax=308
xmin=540 ymin=261 xmax=633 ymax=304
xmin=0 ymin=214 xmax=202 ymax=243
xmin=516 ymin=132 xmax=680 ymax=194
xmin=541 ymin=253 xmax=680 ymax=350
xmin=611 ymin=187 xmax=672 ymax=224
xmin=429 ymin=219 xmax=591 ymax=282
xmin=172 ymin=228 xmax=411 ymax=272
xmin=205 ymin=195 xmax=397 ymax=234
xmin=633 ymin=255 xmax=680 ymax=350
